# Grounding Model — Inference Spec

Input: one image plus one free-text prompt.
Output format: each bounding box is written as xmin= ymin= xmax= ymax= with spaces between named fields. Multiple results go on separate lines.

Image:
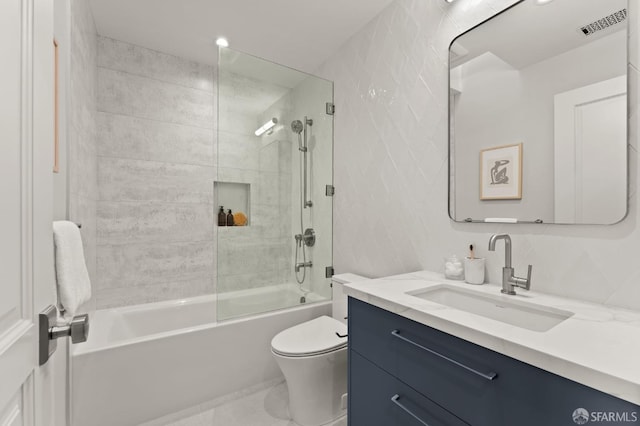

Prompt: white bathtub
xmin=71 ymin=285 xmax=330 ymax=426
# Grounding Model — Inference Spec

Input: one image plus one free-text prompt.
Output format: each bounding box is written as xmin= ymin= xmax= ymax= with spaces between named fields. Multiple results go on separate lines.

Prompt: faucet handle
xmin=524 ymin=264 xmax=533 ymax=290
xmin=512 ymin=264 xmax=533 ymax=291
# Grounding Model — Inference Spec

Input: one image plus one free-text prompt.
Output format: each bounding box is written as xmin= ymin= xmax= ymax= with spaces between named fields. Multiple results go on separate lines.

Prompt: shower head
xmin=291 ymin=120 xmax=303 ymax=134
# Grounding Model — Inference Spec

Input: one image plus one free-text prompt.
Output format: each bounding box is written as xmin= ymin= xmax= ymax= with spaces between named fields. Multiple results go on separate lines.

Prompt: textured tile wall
xmin=95 ymin=37 xmax=216 ymax=308
xmin=68 ymin=0 xmax=98 ymax=311
xmin=288 ymin=76 xmax=335 ymax=300
xmin=216 ymin=74 xmax=294 ymax=294
xmin=318 ymin=0 xmax=640 ymax=311
xmin=95 ymin=39 xmax=299 ymax=306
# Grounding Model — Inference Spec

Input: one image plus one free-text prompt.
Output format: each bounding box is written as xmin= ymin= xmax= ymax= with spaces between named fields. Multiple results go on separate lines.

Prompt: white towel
xmin=53 ymin=221 xmax=91 ymax=317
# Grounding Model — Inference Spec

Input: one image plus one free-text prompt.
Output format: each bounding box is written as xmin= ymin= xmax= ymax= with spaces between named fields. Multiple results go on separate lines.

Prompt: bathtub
xmin=71 ymin=284 xmax=330 ymax=426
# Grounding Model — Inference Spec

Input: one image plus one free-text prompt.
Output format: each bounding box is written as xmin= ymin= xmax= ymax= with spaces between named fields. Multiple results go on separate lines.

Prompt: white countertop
xmin=344 ymin=270 xmax=640 ymax=405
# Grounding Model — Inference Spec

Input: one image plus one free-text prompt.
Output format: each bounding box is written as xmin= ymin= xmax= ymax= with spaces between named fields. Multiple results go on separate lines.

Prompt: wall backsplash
xmin=319 ymin=0 xmax=640 ymax=311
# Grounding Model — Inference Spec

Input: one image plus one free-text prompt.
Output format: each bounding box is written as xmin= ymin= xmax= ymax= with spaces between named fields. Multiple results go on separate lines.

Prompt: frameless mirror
xmin=449 ymin=0 xmax=628 ymax=224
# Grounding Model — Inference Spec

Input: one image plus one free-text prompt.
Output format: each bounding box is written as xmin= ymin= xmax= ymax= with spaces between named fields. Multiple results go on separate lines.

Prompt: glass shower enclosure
xmin=216 ymin=48 xmax=333 ymax=320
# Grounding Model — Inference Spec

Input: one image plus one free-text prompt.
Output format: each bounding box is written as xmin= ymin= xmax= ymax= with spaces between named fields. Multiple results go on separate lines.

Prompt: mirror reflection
xmin=449 ymin=0 xmax=628 ymax=224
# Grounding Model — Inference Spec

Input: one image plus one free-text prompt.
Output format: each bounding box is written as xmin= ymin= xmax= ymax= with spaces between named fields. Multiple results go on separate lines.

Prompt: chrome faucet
xmin=488 ymin=234 xmax=532 ymax=295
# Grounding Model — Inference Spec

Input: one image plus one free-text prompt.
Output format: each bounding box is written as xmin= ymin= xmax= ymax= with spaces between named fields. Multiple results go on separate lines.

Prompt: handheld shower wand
xmin=291 ymin=120 xmax=306 ymax=152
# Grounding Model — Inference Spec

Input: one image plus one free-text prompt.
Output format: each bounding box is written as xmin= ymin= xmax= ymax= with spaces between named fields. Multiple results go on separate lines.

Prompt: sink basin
xmin=407 ymin=285 xmax=573 ymax=332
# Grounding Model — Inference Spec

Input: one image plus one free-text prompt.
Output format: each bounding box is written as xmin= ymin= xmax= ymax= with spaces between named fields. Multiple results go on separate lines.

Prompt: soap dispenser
xmin=226 ymin=209 xmax=235 ymax=226
xmin=218 ymin=206 xmax=226 ymax=227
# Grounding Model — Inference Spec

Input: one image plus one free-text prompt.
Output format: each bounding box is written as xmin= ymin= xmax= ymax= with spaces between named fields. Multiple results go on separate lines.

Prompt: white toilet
xmin=271 ymin=273 xmax=366 ymax=426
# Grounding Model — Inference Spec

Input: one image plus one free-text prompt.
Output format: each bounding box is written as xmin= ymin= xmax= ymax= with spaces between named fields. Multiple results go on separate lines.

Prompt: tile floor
xmin=140 ymin=380 xmax=347 ymax=426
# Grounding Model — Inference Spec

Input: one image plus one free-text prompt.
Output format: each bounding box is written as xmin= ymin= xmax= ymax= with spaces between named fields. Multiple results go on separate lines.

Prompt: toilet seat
xmin=271 ymin=316 xmax=347 ymax=357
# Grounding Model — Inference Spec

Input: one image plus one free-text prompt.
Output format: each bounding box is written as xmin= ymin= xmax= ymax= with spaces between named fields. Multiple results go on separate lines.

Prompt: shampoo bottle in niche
xmin=227 ymin=209 xmax=235 ymax=226
xmin=218 ymin=206 xmax=226 ymax=227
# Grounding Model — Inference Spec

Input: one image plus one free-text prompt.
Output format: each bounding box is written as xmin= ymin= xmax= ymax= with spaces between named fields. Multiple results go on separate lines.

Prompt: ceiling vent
xmin=579 ymin=9 xmax=627 ymax=37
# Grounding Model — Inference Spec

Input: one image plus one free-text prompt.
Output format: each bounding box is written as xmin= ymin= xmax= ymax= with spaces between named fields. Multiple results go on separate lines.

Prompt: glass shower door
xmin=216 ymin=47 xmax=333 ymax=320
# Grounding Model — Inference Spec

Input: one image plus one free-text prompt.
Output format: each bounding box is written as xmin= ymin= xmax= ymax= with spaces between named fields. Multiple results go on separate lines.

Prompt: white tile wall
xmin=318 ymin=0 xmax=640 ymax=311
xmin=216 ymin=73 xmax=293 ymax=294
xmin=68 ymin=0 xmax=98 ymax=312
xmin=98 ymin=67 xmax=215 ymax=129
xmin=288 ymin=76 xmax=335 ymax=299
xmin=94 ymin=39 xmax=304 ymax=305
xmin=97 ymin=37 xmax=215 ymax=92
xmin=97 ymin=113 xmax=214 ymax=166
xmin=95 ymin=37 xmax=216 ymax=308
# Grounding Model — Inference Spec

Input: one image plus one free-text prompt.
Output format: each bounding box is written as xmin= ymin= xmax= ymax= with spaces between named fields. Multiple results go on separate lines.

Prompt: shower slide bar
xmin=303 ymin=116 xmax=313 ymax=208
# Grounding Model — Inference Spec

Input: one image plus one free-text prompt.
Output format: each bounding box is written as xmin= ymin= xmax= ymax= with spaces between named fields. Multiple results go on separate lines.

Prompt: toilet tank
xmin=331 ymin=273 xmax=368 ymax=324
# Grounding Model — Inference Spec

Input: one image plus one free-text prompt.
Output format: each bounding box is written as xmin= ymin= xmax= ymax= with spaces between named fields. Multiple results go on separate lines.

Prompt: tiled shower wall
xmin=93 ymin=38 xmax=297 ymax=307
xmin=68 ymin=0 xmax=98 ymax=311
xmin=319 ymin=0 xmax=640 ymax=310
xmin=95 ymin=37 xmax=216 ymax=308
xmin=288 ymin=76 xmax=335 ymax=299
xmin=217 ymin=72 xmax=294 ymax=293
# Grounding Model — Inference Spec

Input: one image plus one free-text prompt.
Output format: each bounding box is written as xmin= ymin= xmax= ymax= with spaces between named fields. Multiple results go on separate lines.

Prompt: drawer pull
xmin=391 ymin=394 xmax=432 ymax=426
xmin=391 ymin=330 xmax=497 ymax=381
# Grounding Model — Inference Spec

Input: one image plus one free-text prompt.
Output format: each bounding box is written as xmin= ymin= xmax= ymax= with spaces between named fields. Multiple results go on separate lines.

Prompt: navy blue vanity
xmin=348 ymin=297 xmax=639 ymax=426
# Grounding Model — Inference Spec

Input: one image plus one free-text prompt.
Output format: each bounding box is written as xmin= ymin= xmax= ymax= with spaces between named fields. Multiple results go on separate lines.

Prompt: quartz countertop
xmin=343 ymin=270 xmax=640 ymax=405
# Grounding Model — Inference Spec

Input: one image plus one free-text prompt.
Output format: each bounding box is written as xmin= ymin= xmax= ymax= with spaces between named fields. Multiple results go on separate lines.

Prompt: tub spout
xmin=295 ymin=262 xmax=312 ymax=272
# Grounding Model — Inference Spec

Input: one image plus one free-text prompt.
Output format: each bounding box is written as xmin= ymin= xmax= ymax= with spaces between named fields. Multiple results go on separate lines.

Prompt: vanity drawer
xmin=349 ymin=297 xmax=501 ymax=423
xmin=348 ymin=297 xmax=640 ymax=426
xmin=349 ymin=350 xmax=469 ymax=426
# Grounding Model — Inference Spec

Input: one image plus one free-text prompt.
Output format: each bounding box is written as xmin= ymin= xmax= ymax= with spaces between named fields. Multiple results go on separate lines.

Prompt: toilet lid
xmin=271 ymin=316 xmax=347 ymax=357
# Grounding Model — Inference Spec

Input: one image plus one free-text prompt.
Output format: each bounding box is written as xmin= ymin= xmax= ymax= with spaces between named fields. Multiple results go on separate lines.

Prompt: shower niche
xmin=214 ymin=181 xmax=250 ymax=226
xmin=216 ymin=47 xmax=334 ymax=320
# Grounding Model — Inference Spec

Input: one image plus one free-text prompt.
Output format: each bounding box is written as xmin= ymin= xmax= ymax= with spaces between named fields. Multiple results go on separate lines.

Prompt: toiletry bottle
xmin=227 ymin=209 xmax=235 ymax=226
xmin=218 ymin=206 xmax=226 ymax=227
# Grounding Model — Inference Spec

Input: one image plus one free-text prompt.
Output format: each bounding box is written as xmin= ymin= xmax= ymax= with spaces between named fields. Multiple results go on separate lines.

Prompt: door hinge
xmin=325 ymin=266 xmax=335 ymax=278
xmin=326 ymin=102 xmax=335 ymax=115
xmin=326 ymin=185 xmax=335 ymax=196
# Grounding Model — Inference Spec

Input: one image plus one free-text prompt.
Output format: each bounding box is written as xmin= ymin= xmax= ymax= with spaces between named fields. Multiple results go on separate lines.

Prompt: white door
xmin=554 ymin=76 xmax=627 ymax=224
xmin=0 ymin=0 xmax=58 ymax=425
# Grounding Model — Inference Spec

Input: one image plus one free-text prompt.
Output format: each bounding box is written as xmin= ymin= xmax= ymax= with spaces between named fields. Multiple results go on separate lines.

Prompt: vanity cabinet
xmin=348 ymin=297 xmax=639 ymax=426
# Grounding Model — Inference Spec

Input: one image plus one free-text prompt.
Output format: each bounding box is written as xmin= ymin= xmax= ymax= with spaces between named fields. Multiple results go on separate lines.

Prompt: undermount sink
xmin=407 ymin=285 xmax=573 ymax=332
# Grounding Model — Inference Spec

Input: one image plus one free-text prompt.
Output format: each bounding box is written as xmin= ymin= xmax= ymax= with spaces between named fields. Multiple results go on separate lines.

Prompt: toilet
xmin=271 ymin=273 xmax=366 ymax=426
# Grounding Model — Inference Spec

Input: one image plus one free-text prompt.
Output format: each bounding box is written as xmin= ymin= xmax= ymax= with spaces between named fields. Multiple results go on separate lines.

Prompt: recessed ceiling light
xmin=535 ymin=0 xmax=555 ymax=4
xmin=216 ymin=37 xmax=229 ymax=47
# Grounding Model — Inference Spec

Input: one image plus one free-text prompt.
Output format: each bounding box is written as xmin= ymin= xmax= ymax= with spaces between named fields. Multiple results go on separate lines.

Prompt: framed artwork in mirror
xmin=480 ymin=143 xmax=522 ymax=200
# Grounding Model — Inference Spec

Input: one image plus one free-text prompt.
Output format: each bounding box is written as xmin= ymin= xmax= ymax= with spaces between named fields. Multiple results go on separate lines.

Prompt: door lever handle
xmin=39 ymin=305 xmax=89 ymax=365
xmin=51 ymin=313 xmax=89 ymax=343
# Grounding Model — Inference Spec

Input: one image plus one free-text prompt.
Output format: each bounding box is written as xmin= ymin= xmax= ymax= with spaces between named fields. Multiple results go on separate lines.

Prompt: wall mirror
xmin=449 ymin=0 xmax=628 ymax=224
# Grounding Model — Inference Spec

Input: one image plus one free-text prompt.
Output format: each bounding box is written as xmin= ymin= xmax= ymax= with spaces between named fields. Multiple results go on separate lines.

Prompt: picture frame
xmin=480 ymin=143 xmax=522 ymax=200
